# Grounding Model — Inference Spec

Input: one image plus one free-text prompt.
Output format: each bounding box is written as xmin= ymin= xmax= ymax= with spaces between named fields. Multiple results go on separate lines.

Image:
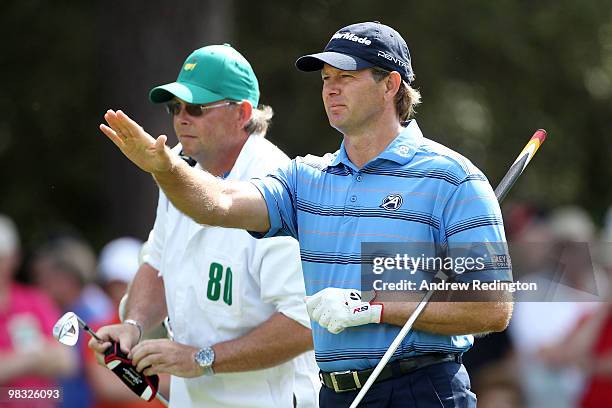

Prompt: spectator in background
xmin=575 ymin=218 xmax=612 ymax=408
xmin=30 ymin=236 xmax=113 ymax=320
xmin=85 ymin=237 xmax=167 ymax=408
xmin=0 ymin=214 xmax=76 ymax=408
xmin=509 ymin=206 xmax=602 ymax=408
xmin=30 ymin=236 xmax=113 ymax=408
xmin=540 ymin=303 xmax=612 ymax=408
xmin=538 ymin=206 xmax=612 ymax=407
xmin=97 ymin=237 xmax=143 ymax=309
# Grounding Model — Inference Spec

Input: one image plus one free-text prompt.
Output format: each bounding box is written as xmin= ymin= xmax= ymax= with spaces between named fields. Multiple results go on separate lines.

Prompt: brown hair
xmin=371 ymin=67 xmax=421 ymax=122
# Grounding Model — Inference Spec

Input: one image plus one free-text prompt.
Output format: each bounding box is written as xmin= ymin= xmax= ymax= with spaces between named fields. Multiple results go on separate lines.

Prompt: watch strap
xmin=124 ymin=319 xmax=143 ymax=343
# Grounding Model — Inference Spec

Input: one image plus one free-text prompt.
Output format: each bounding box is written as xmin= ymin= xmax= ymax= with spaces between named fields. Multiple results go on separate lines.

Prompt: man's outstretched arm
xmin=99 ymin=109 xmax=270 ymax=232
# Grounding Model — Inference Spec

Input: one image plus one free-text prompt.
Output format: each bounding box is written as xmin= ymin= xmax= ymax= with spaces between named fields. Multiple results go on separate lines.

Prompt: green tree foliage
xmin=0 ymin=1 xmax=103 ymax=247
xmin=1 ymin=1 xmax=611 ymax=249
xmin=237 ymin=0 xmax=612 ymax=219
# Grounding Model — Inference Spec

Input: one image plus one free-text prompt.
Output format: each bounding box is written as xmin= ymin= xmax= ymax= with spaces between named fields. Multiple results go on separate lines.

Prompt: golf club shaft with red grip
xmin=349 ymin=129 xmax=547 ymax=408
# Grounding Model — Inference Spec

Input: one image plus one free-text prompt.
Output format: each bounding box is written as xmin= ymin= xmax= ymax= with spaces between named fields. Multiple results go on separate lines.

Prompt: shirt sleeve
xmin=248 ymin=159 xmax=299 ymax=239
xmin=441 ymin=174 xmax=512 ymax=283
xmin=142 ymin=189 xmax=168 ymax=275
xmin=249 ymin=236 xmax=311 ymax=329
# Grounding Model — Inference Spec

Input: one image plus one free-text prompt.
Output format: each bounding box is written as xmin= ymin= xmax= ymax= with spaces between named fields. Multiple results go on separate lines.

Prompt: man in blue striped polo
xmin=100 ymin=21 xmax=513 ymax=408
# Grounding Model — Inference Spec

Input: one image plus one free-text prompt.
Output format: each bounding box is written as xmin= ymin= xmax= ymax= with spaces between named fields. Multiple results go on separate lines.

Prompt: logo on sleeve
xmin=380 ymin=194 xmax=403 ymax=211
xmin=492 ymin=254 xmax=510 ymax=268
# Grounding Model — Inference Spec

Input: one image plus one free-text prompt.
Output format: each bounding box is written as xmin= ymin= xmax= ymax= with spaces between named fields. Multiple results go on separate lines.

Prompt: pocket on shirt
xmin=190 ymin=247 xmax=243 ymax=317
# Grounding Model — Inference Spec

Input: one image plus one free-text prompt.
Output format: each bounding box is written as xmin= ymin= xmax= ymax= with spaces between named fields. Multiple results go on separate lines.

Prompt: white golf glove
xmin=305 ymin=288 xmax=383 ymax=334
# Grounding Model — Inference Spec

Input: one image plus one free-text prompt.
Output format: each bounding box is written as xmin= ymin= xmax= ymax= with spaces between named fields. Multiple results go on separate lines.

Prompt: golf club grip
xmin=349 ymin=129 xmax=547 ymax=408
xmin=494 ymin=129 xmax=547 ymax=202
xmin=104 ymin=342 xmax=159 ymax=402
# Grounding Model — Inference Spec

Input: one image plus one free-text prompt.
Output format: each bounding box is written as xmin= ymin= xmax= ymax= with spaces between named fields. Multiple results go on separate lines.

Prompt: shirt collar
xmin=223 ymin=134 xmax=261 ymax=181
xmin=328 ymin=119 xmax=423 ymax=170
xmin=377 ymin=120 xmax=423 ymax=165
xmin=330 ymin=141 xmax=351 ymax=168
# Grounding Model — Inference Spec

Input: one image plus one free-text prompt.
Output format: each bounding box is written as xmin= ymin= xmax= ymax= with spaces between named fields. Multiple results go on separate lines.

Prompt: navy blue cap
xmin=296 ymin=21 xmax=414 ymax=83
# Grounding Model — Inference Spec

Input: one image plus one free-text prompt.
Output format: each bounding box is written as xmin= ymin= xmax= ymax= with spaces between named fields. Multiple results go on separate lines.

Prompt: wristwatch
xmin=194 ymin=346 xmax=215 ymax=376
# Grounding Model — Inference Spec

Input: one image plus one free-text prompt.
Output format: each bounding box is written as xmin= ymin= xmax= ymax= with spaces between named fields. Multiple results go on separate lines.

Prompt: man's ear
xmin=385 ymin=71 xmax=402 ymax=100
xmin=237 ymin=101 xmax=253 ymax=127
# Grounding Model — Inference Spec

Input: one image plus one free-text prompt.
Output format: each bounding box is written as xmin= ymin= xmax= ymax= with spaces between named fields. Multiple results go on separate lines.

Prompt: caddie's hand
xmin=130 ymin=339 xmax=203 ymax=378
xmin=305 ymin=288 xmax=383 ymax=334
xmin=88 ymin=322 xmax=141 ymax=365
xmin=100 ymin=109 xmax=174 ymax=174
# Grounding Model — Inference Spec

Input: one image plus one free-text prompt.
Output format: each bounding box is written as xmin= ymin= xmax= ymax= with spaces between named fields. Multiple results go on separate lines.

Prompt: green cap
xmin=149 ymin=44 xmax=259 ymax=107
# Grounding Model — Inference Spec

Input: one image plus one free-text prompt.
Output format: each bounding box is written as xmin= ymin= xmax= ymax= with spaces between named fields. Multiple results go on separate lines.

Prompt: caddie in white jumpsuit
xmin=90 ymin=44 xmax=319 ymax=408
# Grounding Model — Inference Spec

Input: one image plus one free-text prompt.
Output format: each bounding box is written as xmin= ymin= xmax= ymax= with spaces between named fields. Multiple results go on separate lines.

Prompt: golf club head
xmin=53 ymin=312 xmax=80 ymax=346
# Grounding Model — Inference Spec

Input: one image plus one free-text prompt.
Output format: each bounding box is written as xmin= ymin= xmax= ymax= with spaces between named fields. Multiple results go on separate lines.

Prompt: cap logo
xmin=377 ymin=51 xmax=408 ymax=69
xmin=332 ymin=31 xmax=372 ymax=46
xmin=184 ymin=63 xmax=197 ymax=71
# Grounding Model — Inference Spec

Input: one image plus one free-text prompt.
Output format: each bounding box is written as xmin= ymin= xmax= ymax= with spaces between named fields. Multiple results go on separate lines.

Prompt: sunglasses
xmin=165 ymin=101 xmax=237 ymax=117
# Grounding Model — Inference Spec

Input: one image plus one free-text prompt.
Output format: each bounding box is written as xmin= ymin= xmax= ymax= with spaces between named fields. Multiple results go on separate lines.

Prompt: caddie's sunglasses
xmin=165 ymin=101 xmax=237 ymax=117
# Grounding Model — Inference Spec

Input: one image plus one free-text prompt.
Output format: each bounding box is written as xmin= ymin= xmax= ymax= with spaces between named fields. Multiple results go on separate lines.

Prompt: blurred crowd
xmin=0 ymin=215 xmax=166 ymax=408
xmin=463 ymin=204 xmax=612 ymax=408
xmin=1 ymin=204 xmax=611 ymax=408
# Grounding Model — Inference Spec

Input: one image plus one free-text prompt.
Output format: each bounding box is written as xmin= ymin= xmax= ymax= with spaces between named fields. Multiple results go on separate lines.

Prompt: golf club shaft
xmin=349 ymin=130 xmax=547 ymax=408
xmin=76 ymin=316 xmax=103 ymax=342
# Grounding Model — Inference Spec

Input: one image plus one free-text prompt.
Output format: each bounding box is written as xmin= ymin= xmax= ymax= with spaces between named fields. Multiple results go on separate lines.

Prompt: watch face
xmin=196 ymin=347 xmax=215 ymax=367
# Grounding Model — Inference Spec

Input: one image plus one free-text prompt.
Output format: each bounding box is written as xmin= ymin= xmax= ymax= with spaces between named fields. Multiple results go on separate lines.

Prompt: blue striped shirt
xmin=250 ymin=120 xmax=511 ymax=371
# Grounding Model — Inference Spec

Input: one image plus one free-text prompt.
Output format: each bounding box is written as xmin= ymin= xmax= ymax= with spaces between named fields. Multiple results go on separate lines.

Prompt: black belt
xmin=319 ymin=353 xmax=461 ymax=393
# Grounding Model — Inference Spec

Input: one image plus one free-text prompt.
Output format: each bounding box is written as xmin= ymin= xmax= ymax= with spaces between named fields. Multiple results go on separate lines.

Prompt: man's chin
xmin=327 ymin=116 xmax=346 ymax=132
xmin=177 ymin=139 xmax=197 ymax=154
xmin=179 ymin=147 xmax=194 ymax=156
xmin=328 ymin=123 xmax=345 ymax=134
xmin=327 ymin=118 xmax=352 ymax=135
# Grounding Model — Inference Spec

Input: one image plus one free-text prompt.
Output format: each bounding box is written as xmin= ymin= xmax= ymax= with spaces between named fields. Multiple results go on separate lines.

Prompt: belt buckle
xmin=329 ymin=370 xmax=361 ymax=392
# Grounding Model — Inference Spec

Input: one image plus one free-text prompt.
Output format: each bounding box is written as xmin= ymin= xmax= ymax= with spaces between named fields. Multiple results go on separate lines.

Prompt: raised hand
xmin=100 ymin=109 xmax=174 ymax=174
